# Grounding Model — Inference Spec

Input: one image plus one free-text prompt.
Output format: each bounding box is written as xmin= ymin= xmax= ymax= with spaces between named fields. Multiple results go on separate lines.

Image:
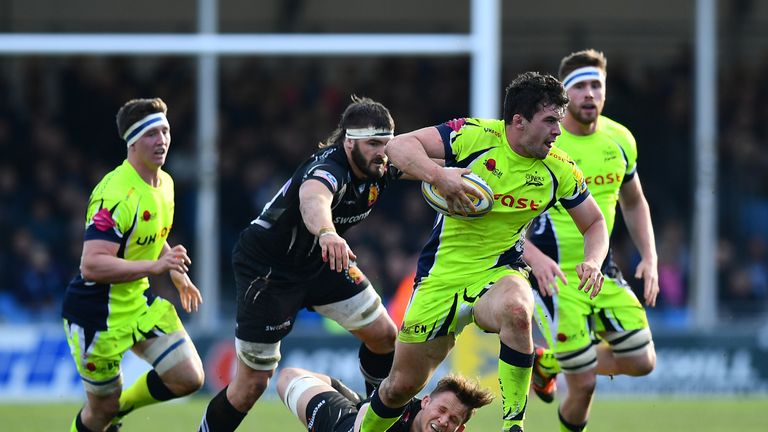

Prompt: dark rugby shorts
xmin=304 ymin=391 xmax=358 ymax=432
xmin=233 ymin=246 xmax=371 ymax=344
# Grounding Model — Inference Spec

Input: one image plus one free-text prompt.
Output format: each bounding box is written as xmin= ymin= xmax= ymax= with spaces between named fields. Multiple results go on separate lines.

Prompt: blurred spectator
xmin=15 ymin=241 xmax=66 ymax=314
xmin=656 ymin=218 xmax=689 ymax=310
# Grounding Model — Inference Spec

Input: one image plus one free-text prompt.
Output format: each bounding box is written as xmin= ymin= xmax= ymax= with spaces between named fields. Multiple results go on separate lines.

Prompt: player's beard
xmin=569 ymin=102 xmax=598 ymax=125
xmin=351 ymin=142 xmax=385 ymax=179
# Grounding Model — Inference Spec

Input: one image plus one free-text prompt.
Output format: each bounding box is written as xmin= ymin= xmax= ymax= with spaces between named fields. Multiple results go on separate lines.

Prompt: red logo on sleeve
xmin=92 ymin=208 xmax=116 ymax=232
xmin=446 ymin=118 xmax=466 ymax=132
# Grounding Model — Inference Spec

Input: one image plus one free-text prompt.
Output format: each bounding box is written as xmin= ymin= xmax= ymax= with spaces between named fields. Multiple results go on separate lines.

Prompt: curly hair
xmin=502 ymin=71 xmax=568 ymax=123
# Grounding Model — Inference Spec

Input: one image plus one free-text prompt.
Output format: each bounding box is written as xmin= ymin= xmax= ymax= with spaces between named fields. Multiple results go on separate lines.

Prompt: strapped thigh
xmin=135 ymin=331 xmax=195 ymax=375
xmin=236 ymin=338 xmax=282 ymax=371
xmin=602 ymin=328 xmax=653 ymax=358
xmin=282 ymin=374 xmax=328 ymax=418
xmin=313 ymin=286 xmax=386 ymax=331
xmin=556 ymin=343 xmax=598 ymax=374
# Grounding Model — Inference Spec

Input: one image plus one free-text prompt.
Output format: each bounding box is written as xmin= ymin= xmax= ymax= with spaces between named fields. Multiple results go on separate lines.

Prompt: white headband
xmin=123 ymin=112 xmax=170 ymax=147
xmin=345 ymin=127 xmax=394 ymax=140
xmin=562 ymin=66 xmax=605 ymax=91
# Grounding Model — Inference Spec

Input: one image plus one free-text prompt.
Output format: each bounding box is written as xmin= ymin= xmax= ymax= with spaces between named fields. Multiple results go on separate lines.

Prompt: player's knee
xmin=174 ymin=365 xmax=205 ymax=395
xmin=627 ymin=352 xmax=656 ymax=376
xmin=243 ymin=371 xmax=272 ymax=402
xmin=275 ymin=368 xmax=296 ymax=397
xmin=635 ymin=360 xmax=655 ymax=376
xmin=369 ymin=316 xmax=398 ymax=351
xmin=381 ymin=375 xmax=423 ymax=406
xmin=498 ymin=294 xmax=533 ymax=331
xmin=354 ymin=312 xmax=397 ymax=353
xmin=87 ymin=396 xmax=121 ymax=421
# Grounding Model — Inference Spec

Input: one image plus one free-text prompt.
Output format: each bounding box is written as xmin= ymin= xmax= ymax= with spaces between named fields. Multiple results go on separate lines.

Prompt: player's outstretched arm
xmin=566 ymin=195 xmax=609 ymax=299
xmin=618 ymin=175 xmax=659 ymax=306
xmin=299 ymin=179 xmax=356 ymax=272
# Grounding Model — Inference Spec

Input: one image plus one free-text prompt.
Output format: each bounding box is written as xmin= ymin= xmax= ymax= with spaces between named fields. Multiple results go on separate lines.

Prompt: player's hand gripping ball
xmin=421 ymin=172 xmax=493 ymax=219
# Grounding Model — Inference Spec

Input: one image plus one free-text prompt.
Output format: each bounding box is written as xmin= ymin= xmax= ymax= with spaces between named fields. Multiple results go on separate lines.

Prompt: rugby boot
xmin=531 ymin=346 xmax=557 ymax=403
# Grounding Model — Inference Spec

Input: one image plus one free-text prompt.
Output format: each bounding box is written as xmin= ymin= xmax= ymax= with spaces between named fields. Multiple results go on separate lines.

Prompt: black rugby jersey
xmin=237 ymin=144 xmax=400 ymax=279
xmin=385 ymin=398 xmax=422 ymax=432
xmin=336 ymin=398 xmax=422 ymax=432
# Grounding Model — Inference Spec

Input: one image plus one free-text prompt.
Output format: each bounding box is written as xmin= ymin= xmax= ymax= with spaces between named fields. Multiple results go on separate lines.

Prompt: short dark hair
xmin=116 ymin=98 xmax=168 ymax=138
xmin=429 ymin=374 xmax=495 ymax=424
xmin=558 ymin=49 xmax=608 ymax=81
xmin=319 ymin=95 xmax=394 ymax=148
xmin=502 ymin=72 xmax=568 ymax=123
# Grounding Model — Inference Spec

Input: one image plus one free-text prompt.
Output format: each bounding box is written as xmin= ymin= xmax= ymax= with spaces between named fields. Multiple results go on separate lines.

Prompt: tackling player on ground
xmin=525 ymin=49 xmax=659 ymax=432
xmin=277 ymin=367 xmax=494 ymax=432
xmin=62 ymin=98 xmax=205 ymax=432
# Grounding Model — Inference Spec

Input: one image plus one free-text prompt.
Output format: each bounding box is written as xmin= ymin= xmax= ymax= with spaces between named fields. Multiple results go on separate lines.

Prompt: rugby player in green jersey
xmin=62 ymin=98 xmax=205 ymax=432
xmin=360 ymin=72 xmax=609 ymax=432
xmin=525 ymin=50 xmax=659 ymax=432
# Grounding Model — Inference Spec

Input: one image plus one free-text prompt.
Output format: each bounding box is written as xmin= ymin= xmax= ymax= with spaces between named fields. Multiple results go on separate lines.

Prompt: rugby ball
xmin=421 ymin=172 xmax=493 ymax=219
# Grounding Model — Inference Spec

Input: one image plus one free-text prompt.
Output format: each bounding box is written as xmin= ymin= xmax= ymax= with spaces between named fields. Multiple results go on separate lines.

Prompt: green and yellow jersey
xmin=62 ymin=159 xmax=175 ymax=330
xmin=415 ymin=118 xmax=590 ymax=284
xmin=529 ymin=115 xmax=637 ymax=271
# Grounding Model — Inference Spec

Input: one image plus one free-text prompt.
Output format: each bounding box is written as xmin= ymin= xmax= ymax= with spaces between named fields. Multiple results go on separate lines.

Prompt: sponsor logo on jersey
xmin=85 ymin=358 xmax=119 ymax=373
xmin=367 ymin=184 xmax=379 ymax=206
xmin=571 ymin=163 xmax=588 ymax=193
xmin=485 ymin=158 xmax=503 ymax=178
xmin=400 ymin=322 xmax=430 ymax=335
xmin=604 ymin=149 xmax=618 ymax=162
xmin=493 ymin=194 xmax=541 ymax=211
xmin=136 ymin=224 xmax=172 ymax=246
xmin=310 ymin=168 xmax=338 ymax=192
xmin=525 ymin=172 xmax=544 ymax=187
xmin=548 ymin=151 xmax=571 ymax=164
xmin=307 ymin=398 xmax=326 ymax=429
xmin=482 ymin=127 xmax=502 ymax=138
xmin=333 ymin=209 xmax=372 ymax=224
xmin=347 ymin=266 xmax=366 ymax=285
xmin=585 ymin=172 xmax=623 ymax=186
xmin=265 ymin=319 xmax=292 ymax=332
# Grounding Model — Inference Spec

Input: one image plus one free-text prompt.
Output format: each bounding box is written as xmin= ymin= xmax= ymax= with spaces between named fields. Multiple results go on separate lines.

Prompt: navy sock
xmin=199 ymin=386 xmax=247 ymax=432
xmin=359 ymin=343 xmax=394 ymax=396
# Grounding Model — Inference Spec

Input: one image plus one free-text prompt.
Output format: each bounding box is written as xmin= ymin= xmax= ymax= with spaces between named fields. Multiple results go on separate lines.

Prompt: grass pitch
xmin=2 ymin=397 xmax=766 ymax=431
